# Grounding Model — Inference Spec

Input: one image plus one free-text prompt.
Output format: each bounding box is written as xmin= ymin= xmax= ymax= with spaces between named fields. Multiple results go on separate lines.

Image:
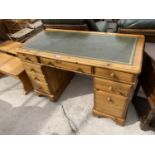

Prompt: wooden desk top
xmin=16 ymin=29 xmax=145 ymax=74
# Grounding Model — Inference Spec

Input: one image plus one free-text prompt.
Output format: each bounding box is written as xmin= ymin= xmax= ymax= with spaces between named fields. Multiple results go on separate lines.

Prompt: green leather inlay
xmin=24 ymin=30 xmax=138 ymax=64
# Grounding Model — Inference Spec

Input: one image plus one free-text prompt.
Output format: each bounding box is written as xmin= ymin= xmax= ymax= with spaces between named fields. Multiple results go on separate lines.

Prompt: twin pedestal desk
xmin=15 ymin=29 xmax=144 ymax=125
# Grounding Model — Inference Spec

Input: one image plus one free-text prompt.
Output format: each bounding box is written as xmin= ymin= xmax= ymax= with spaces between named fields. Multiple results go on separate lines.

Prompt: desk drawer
xmin=94 ymin=90 xmax=128 ymax=118
xmin=18 ymin=53 xmax=38 ymax=63
xmin=94 ymin=78 xmax=132 ymax=97
xmin=27 ymin=71 xmax=47 ymax=83
xmin=40 ymin=57 xmax=92 ymax=74
xmin=94 ymin=67 xmax=135 ymax=83
xmin=23 ymin=62 xmax=43 ymax=74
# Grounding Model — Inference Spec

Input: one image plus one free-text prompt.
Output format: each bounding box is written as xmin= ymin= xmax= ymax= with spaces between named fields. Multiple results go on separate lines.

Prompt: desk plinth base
xmin=93 ymin=109 xmax=125 ymax=126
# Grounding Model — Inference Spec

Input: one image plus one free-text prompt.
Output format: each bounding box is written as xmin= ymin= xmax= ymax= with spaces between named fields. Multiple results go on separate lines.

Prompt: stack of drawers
xmin=93 ymin=67 xmax=136 ymax=125
xmin=18 ymin=53 xmax=52 ymax=97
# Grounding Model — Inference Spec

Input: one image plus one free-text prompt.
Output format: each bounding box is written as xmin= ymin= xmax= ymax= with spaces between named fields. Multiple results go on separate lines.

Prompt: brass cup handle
xmin=107 ymin=97 xmax=112 ymax=102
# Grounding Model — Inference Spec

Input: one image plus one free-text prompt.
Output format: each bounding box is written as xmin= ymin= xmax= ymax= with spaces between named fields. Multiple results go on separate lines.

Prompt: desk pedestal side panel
xmin=42 ymin=66 xmax=74 ymax=101
xmin=93 ymin=77 xmax=134 ymax=125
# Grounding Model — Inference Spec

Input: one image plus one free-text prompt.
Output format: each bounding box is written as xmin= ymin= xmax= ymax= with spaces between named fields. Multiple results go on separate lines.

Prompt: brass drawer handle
xmin=108 ymin=86 xmax=113 ymax=91
xmin=110 ymin=73 xmax=115 ymax=78
xmin=107 ymin=97 xmax=112 ymax=102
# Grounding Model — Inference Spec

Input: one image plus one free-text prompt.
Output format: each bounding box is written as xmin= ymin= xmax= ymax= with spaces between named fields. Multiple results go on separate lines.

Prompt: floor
xmin=0 ymin=74 xmax=154 ymax=135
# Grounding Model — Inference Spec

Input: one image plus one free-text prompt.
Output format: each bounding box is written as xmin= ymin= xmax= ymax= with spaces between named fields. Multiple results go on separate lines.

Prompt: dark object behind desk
xmin=117 ymin=19 xmax=155 ymax=42
xmin=133 ymin=53 xmax=155 ymax=131
xmin=117 ymin=19 xmax=155 ymax=131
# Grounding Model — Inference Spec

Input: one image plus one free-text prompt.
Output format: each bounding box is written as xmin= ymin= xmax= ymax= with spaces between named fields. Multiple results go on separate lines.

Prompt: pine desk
xmin=16 ymin=29 xmax=145 ymax=125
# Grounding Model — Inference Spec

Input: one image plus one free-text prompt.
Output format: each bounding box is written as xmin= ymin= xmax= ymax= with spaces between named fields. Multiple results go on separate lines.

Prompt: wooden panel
xmin=23 ymin=62 xmax=43 ymax=74
xmin=94 ymin=77 xmax=132 ymax=97
xmin=42 ymin=66 xmax=74 ymax=94
xmin=18 ymin=53 xmax=39 ymax=63
xmin=40 ymin=57 xmax=92 ymax=74
xmin=94 ymin=67 xmax=135 ymax=83
xmin=94 ymin=90 xmax=128 ymax=118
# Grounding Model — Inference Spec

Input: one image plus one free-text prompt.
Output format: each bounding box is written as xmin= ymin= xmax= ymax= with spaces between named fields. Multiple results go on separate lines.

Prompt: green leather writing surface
xmin=24 ymin=30 xmax=138 ymax=64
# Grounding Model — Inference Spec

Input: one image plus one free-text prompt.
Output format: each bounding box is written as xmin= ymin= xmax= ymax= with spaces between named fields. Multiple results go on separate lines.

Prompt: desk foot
xmin=93 ymin=109 xmax=125 ymax=126
xmin=35 ymin=91 xmax=43 ymax=97
xmin=34 ymin=90 xmax=55 ymax=101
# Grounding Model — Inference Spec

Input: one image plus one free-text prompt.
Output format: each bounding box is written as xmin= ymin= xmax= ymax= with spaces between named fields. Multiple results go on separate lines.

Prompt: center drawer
xmin=94 ymin=90 xmax=128 ymax=118
xmin=94 ymin=78 xmax=132 ymax=97
xmin=40 ymin=57 xmax=92 ymax=74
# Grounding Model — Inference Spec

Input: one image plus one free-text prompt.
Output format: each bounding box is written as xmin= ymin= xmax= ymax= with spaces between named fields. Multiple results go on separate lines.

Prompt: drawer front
xmin=18 ymin=53 xmax=38 ymax=63
xmin=94 ymin=90 xmax=128 ymax=118
xmin=27 ymin=71 xmax=47 ymax=83
xmin=40 ymin=57 xmax=92 ymax=74
xmin=94 ymin=78 xmax=132 ymax=97
xmin=23 ymin=62 xmax=43 ymax=74
xmin=32 ymin=81 xmax=50 ymax=94
xmin=94 ymin=67 xmax=135 ymax=83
